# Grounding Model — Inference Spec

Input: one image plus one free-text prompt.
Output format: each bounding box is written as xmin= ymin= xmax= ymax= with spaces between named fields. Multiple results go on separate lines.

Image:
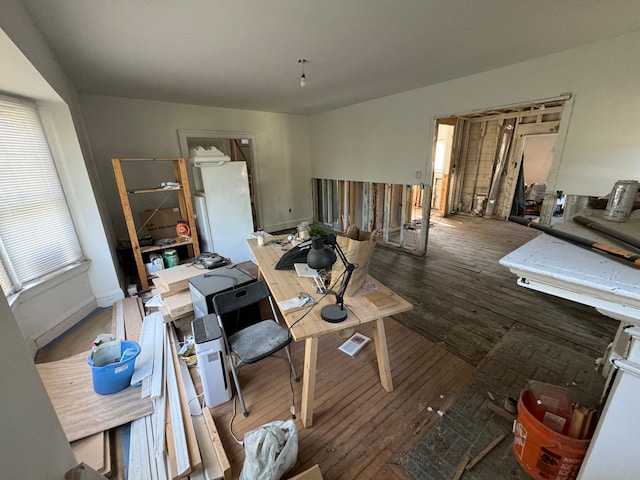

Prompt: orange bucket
xmin=513 ymin=383 xmax=591 ymax=480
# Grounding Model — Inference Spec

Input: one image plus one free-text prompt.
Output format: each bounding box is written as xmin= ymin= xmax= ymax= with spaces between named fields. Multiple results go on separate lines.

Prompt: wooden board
xmin=568 ymin=406 xmax=587 ymax=439
xmin=37 ymin=351 xmax=154 ymax=442
xmin=153 ymin=277 xmax=189 ymax=299
xmin=122 ymin=297 xmax=143 ymax=342
xmin=192 ymin=414 xmax=224 ymax=480
xmin=100 ymin=430 xmax=111 ymax=476
xmin=202 ymin=408 xmax=231 ymax=480
xmin=155 ymin=264 xmax=204 ymax=292
xmin=163 ymin=290 xmax=193 ymax=319
xmin=169 ymin=325 xmax=202 ymax=472
xmin=71 ymin=432 xmax=105 ymax=472
xmin=362 ymin=290 xmax=399 ymax=309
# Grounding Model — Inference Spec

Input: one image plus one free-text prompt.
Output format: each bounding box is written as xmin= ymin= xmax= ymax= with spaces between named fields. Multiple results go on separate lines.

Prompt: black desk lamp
xmin=306 ymin=235 xmax=356 ymax=323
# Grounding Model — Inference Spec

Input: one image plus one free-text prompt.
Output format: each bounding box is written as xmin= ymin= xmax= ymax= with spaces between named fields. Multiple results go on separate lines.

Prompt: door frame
xmin=178 ymin=129 xmax=263 ymax=229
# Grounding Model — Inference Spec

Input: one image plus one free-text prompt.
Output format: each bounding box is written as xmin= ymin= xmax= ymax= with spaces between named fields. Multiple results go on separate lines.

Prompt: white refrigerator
xmin=194 ymin=161 xmax=254 ymax=263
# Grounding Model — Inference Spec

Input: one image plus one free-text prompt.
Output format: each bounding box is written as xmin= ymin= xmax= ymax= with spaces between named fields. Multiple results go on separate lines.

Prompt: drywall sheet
xmin=37 ymin=351 xmax=153 ymax=442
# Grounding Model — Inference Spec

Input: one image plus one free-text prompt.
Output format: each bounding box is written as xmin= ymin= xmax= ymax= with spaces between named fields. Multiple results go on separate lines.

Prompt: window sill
xmin=7 ymin=259 xmax=91 ymax=307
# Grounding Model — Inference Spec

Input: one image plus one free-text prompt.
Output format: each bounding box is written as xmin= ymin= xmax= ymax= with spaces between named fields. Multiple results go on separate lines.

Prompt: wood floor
xmin=373 ymin=214 xmax=617 ymax=366
xmin=182 ymin=316 xmax=474 ymax=479
xmin=36 ymin=213 xmax=619 ymax=479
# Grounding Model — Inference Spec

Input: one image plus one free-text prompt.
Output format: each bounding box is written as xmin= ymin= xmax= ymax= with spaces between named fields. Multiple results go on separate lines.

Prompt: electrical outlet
xmin=415 ymin=171 xmax=422 ymax=179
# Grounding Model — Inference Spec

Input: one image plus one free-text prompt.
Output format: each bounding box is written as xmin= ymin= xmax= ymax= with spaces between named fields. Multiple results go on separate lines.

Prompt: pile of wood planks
xmin=151 ymin=264 xmax=207 ymax=320
xmin=39 ymin=297 xmax=230 ymax=479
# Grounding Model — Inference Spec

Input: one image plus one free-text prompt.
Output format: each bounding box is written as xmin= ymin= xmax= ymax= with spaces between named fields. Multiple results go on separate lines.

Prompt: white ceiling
xmin=21 ymin=0 xmax=640 ymax=115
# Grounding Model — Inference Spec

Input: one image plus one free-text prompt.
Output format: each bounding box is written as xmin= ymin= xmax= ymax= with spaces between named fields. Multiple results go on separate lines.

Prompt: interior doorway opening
xmin=513 ymin=133 xmax=561 ymax=221
xmin=178 ymin=130 xmax=261 ymax=255
xmin=431 ymin=96 xmax=570 ymax=226
xmin=431 ymin=122 xmax=456 ymax=215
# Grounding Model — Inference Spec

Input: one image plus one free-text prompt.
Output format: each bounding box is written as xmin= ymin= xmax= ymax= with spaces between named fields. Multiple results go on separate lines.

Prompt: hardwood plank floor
xmin=372 ymin=214 xmax=618 ymax=366
xmin=37 ymin=213 xmax=619 ymax=479
xmin=193 ymin=318 xmax=474 ymax=480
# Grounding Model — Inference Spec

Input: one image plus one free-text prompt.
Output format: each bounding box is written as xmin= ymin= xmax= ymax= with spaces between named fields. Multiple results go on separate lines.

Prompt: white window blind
xmin=0 ymin=95 xmax=83 ymax=295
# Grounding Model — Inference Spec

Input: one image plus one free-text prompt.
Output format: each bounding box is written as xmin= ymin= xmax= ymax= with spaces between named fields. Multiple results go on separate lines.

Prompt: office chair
xmin=212 ymin=280 xmax=299 ymax=417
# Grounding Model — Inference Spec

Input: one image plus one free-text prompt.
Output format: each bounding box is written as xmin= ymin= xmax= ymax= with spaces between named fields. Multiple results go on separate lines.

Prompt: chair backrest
xmin=212 ymin=280 xmax=271 ymax=316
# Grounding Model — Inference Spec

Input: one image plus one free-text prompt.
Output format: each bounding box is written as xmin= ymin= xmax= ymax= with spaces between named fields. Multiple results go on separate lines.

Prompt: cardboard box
xmin=139 ymin=207 xmax=181 ymax=240
xmin=288 ymin=465 xmax=324 ymax=480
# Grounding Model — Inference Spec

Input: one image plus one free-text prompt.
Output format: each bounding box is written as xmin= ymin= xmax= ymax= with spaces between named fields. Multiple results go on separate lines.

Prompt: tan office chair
xmin=213 ymin=280 xmax=299 ymax=417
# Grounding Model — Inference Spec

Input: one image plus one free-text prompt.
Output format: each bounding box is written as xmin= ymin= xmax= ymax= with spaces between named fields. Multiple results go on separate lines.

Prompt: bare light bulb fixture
xmin=298 ymin=59 xmax=308 ymax=87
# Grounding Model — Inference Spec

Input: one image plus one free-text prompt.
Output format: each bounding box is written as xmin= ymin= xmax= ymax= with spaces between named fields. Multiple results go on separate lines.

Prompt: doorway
xmin=510 ymin=133 xmax=559 ymax=220
xmin=432 ymin=96 xmax=569 ymax=224
xmin=178 ymin=129 xmax=261 ymax=232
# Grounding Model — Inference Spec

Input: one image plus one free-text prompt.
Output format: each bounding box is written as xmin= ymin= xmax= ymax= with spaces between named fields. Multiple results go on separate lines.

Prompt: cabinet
xmin=112 ymin=157 xmax=200 ymax=289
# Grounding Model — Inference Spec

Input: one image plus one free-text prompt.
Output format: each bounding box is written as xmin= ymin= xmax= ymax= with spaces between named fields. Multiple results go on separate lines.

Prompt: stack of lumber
xmin=152 ymin=264 xmax=206 ymax=320
xmin=38 ymin=297 xmax=230 ymax=479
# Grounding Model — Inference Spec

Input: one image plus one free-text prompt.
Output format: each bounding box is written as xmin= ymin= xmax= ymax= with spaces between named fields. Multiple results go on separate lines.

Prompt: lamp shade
xmin=307 ymin=236 xmax=336 ymax=270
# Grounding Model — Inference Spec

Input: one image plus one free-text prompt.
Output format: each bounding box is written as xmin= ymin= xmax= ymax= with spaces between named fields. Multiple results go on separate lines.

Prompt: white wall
xmin=311 ymin=30 xmax=640 ymax=198
xmin=0 ymin=293 xmax=77 ymax=478
xmin=79 ymin=94 xmax=313 ymax=235
xmin=0 ymin=0 xmax=122 ymax=355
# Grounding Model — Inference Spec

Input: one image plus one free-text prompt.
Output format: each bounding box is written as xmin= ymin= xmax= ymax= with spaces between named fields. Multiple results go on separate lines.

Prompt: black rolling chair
xmin=212 ymin=280 xmax=299 ymax=416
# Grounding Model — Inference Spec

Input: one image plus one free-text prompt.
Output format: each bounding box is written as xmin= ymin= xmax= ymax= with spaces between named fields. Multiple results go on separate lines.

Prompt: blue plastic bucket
xmin=87 ymin=340 xmax=141 ymax=395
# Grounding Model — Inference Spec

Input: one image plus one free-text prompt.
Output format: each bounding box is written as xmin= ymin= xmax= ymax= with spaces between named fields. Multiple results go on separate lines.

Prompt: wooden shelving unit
xmin=112 ymin=157 xmax=200 ymax=290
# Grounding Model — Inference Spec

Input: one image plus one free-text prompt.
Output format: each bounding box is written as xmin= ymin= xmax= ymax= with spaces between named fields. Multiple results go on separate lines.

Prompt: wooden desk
xmin=247 ymin=237 xmax=412 ymax=427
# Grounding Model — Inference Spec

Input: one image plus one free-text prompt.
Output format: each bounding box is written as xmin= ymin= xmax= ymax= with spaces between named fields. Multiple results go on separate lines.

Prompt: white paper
xmin=92 ymin=340 xmax=122 ymax=367
xmin=279 ymin=293 xmax=315 ymax=311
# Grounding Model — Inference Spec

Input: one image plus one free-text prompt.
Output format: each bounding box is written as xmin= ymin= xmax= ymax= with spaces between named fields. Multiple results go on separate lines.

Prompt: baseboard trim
xmin=95 ymin=287 xmax=124 ymax=308
xmin=34 ymin=297 xmax=97 ymax=349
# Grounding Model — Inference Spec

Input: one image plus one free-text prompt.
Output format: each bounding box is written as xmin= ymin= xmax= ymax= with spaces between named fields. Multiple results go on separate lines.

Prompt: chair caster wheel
xmin=243 ymin=412 xmax=249 ymax=417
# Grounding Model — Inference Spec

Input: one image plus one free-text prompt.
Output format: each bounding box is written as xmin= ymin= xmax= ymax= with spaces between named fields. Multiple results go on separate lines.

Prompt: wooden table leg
xmin=301 ymin=336 xmax=318 ymax=428
xmin=372 ymin=317 xmax=393 ymax=392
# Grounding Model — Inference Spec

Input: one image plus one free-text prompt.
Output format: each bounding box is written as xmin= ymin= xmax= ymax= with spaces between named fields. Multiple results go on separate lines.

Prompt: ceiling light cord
xmin=298 ymin=59 xmax=308 ymax=87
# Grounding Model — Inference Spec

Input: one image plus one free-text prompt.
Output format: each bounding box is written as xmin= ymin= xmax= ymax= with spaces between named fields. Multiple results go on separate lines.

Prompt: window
xmin=0 ymin=95 xmax=83 ymax=296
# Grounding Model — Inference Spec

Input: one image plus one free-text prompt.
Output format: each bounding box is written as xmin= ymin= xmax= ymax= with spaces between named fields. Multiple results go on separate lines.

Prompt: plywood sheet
xmin=153 ymin=277 xmax=187 ymax=299
xmin=163 ymin=290 xmax=193 ymax=319
xmin=37 ymin=351 xmax=154 ymax=442
xmin=155 ymin=264 xmax=204 ymax=292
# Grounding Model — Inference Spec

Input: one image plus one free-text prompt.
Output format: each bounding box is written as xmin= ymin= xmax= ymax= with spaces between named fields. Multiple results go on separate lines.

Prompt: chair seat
xmin=229 ymin=319 xmax=292 ymax=364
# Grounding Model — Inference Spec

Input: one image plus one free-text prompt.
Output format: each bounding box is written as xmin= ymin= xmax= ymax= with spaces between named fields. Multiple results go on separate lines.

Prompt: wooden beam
xmin=165 ymin=330 xmax=191 ymax=477
xmin=451 ymin=453 xmax=470 ymax=480
xmin=123 ymin=297 xmax=143 ymax=342
xmin=465 ymin=432 xmax=506 ymax=471
xmin=192 ymin=414 xmax=225 ymax=480
xmin=169 ymin=325 xmax=202 ymax=471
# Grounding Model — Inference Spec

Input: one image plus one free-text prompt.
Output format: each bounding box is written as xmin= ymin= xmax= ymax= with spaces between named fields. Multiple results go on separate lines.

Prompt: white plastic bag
xmin=240 ymin=419 xmax=298 ymax=480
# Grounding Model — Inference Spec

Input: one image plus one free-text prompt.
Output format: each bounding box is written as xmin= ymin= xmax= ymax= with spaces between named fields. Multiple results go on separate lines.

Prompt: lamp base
xmin=320 ymin=304 xmax=348 ymax=323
